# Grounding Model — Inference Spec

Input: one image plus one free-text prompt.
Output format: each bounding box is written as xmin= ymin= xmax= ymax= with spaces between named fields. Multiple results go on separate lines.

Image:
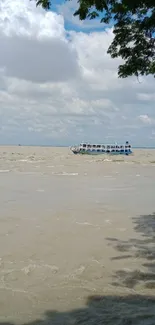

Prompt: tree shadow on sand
xmin=1 ymin=213 xmax=155 ymax=324
xmin=1 ymin=294 xmax=155 ymax=325
xmin=106 ymin=212 xmax=155 ymax=289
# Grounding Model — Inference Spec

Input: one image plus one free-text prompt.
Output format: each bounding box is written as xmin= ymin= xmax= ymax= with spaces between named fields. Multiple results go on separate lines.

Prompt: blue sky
xmin=0 ymin=0 xmax=154 ymax=146
xmin=51 ymin=0 xmax=107 ymax=32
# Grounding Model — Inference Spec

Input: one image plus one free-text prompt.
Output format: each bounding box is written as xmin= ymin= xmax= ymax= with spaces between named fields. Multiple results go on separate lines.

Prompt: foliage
xmin=35 ymin=0 xmax=51 ymax=10
xmin=35 ymin=0 xmax=155 ymax=78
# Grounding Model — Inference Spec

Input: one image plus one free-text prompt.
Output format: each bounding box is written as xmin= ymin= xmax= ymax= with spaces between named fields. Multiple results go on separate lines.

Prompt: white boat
xmin=70 ymin=141 xmax=132 ymax=155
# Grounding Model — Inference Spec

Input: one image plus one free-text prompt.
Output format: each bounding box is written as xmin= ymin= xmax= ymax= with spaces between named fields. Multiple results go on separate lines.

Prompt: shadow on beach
xmin=1 ymin=213 xmax=155 ymax=324
xmin=1 ymin=293 xmax=155 ymax=325
xmin=106 ymin=212 xmax=155 ymax=289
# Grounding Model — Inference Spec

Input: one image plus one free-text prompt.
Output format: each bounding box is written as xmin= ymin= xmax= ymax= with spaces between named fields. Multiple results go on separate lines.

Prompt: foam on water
xmin=52 ymin=171 xmax=78 ymax=176
xmin=21 ymin=263 xmax=59 ymax=275
xmin=75 ymin=221 xmax=101 ymax=228
xmin=103 ymin=158 xmax=112 ymax=162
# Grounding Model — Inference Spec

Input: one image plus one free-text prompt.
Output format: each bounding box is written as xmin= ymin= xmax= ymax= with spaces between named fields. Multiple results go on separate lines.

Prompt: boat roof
xmin=80 ymin=141 xmax=130 ymax=145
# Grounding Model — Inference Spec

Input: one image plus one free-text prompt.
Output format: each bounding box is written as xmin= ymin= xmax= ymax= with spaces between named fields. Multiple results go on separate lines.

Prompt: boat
xmin=70 ymin=141 xmax=132 ymax=155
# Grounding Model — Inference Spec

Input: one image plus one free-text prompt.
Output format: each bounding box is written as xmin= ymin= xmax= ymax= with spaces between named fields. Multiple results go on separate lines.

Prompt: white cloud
xmin=138 ymin=115 xmax=155 ymax=125
xmin=0 ymin=34 xmax=79 ymax=83
xmin=137 ymin=93 xmax=155 ymax=101
xmin=0 ymin=0 xmax=155 ymax=146
xmin=0 ymin=0 xmax=65 ymax=37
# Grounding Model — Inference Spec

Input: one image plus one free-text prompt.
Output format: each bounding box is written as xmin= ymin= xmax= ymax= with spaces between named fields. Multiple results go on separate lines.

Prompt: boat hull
xmin=72 ymin=149 xmax=132 ymax=156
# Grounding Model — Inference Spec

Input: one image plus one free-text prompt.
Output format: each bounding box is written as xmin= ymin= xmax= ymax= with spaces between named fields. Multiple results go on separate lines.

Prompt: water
xmin=0 ymin=146 xmax=155 ymax=324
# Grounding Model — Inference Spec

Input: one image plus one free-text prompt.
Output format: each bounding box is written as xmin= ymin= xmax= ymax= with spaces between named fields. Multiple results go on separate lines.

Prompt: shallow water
xmin=0 ymin=146 xmax=155 ymax=324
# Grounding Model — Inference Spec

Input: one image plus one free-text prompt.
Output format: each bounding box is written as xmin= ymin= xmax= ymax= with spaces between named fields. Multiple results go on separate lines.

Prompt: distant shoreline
xmin=0 ymin=144 xmax=154 ymax=149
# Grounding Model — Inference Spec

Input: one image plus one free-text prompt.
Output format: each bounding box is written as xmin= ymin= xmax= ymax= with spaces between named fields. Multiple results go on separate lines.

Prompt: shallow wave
xmin=52 ymin=172 xmax=78 ymax=176
xmin=21 ymin=263 xmax=59 ymax=275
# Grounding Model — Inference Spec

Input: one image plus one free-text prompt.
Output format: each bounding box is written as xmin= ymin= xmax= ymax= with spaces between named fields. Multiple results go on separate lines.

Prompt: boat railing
xmin=71 ymin=143 xmax=132 ymax=153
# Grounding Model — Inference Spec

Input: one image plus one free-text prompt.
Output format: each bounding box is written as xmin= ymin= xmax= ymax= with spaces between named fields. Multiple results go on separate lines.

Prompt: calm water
xmin=0 ymin=147 xmax=155 ymax=324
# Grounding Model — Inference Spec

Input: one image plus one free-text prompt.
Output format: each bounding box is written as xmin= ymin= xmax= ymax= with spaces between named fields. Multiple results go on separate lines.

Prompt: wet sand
xmin=0 ymin=146 xmax=155 ymax=324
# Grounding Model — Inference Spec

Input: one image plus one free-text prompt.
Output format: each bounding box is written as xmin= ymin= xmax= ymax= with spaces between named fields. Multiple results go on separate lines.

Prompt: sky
xmin=0 ymin=0 xmax=155 ymax=146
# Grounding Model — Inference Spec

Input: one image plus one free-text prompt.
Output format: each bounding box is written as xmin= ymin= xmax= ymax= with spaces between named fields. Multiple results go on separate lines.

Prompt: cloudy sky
xmin=0 ymin=0 xmax=155 ymax=146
